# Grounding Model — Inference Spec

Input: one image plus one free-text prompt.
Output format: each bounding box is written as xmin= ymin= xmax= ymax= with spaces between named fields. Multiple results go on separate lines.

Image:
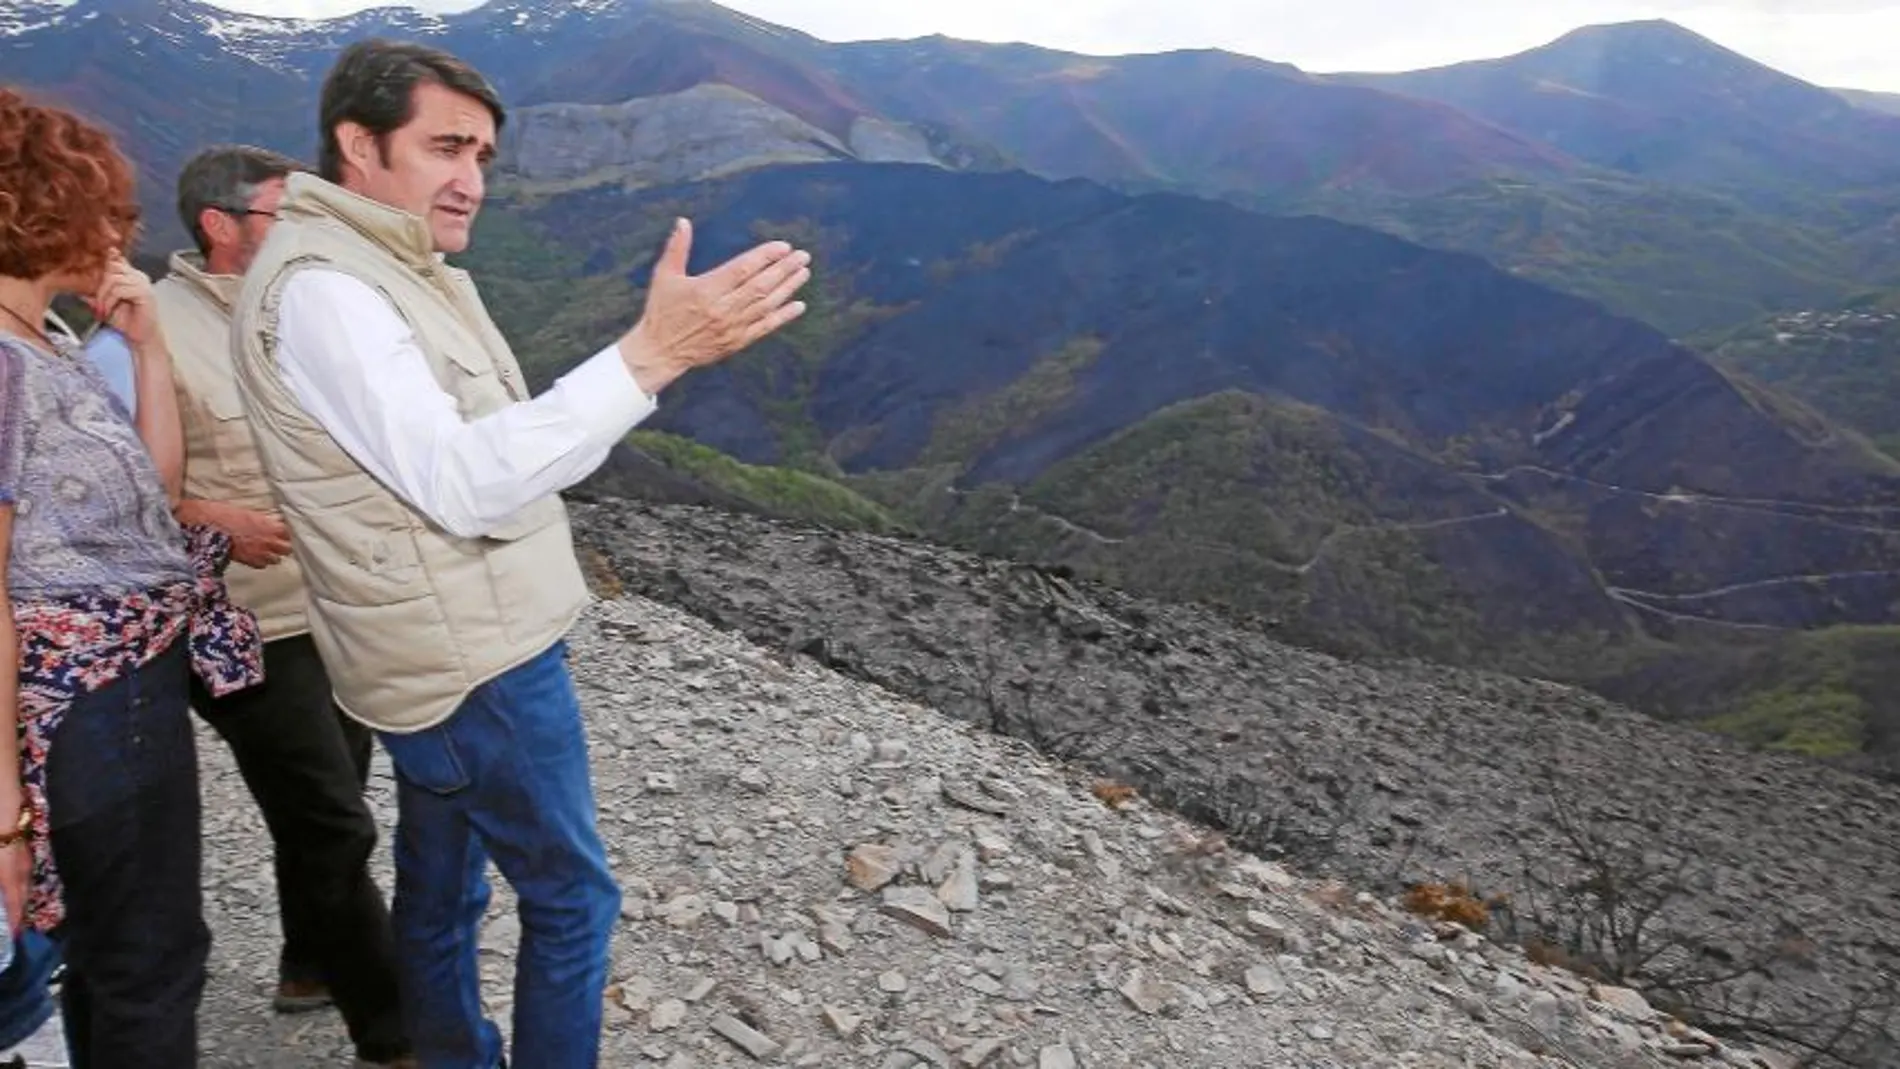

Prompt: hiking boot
xmin=271 ymin=978 xmax=333 ymax=1014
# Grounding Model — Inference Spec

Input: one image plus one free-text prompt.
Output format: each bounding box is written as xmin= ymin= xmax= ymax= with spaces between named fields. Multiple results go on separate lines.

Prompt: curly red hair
xmin=0 ymin=87 xmax=140 ymax=281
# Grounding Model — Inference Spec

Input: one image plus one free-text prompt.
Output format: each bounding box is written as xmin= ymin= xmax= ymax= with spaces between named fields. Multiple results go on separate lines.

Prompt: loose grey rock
xmin=710 ymin=1013 xmax=781 ymax=1061
xmin=661 ymin=895 xmax=708 ymax=929
xmin=964 ymin=972 xmax=1005 ymax=998
xmin=1118 ymin=969 xmax=1169 ymax=1015
xmin=1001 ymin=966 xmax=1040 ymax=1002
xmin=649 ymin=998 xmax=687 ymax=1032
xmin=881 ymin=886 xmax=954 ymax=938
xmin=615 ymin=977 xmax=655 ymax=1013
xmin=1245 ymin=911 xmax=1292 ymax=949
xmin=1594 ymin=984 xmax=1658 ymax=1024
xmin=973 ymin=828 xmax=1013 ymax=860
xmin=960 ymin=1038 xmax=1005 ymax=1067
xmin=848 ymin=844 xmax=903 ymax=891
xmin=764 ymin=933 xmax=795 ymax=966
xmin=921 ymin=842 xmax=962 ymax=885
xmin=938 ymin=850 xmax=980 ymax=912
xmin=903 ymin=1039 xmax=954 ymax=1067
xmin=943 ymin=781 xmax=1012 ymax=818
xmin=818 ymin=919 xmax=855 ymax=956
xmin=1245 ymin=964 xmax=1288 ymax=998
xmin=821 ymin=1004 xmax=862 ymax=1038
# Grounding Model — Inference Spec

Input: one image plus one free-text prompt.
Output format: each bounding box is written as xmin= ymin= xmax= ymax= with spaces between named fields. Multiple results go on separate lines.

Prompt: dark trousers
xmin=189 ymin=633 xmax=408 ymax=1061
xmin=45 ymin=640 xmax=208 ymax=1068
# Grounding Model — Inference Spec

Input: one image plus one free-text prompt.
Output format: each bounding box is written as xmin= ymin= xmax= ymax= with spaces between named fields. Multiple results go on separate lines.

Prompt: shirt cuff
xmin=555 ymin=342 xmax=660 ymax=449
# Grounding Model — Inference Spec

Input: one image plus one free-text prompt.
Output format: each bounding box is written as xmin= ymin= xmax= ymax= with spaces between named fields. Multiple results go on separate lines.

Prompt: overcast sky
xmin=204 ymin=0 xmax=1900 ymax=92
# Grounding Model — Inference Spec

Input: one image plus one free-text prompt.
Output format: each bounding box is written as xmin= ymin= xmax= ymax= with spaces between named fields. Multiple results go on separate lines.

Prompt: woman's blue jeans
xmin=0 ymin=930 xmax=60 ymax=1050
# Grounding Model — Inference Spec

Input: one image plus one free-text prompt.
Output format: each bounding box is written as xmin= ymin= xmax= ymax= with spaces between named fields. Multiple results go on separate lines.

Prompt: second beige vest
xmin=155 ymin=251 xmax=310 ymax=641
xmin=228 ymin=173 xmax=591 ymax=733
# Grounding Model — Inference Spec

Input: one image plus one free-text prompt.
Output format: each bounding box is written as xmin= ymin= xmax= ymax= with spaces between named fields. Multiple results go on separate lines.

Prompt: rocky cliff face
xmin=494 ymin=84 xmax=976 ymax=190
xmin=497 ymin=85 xmax=850 ymax=186
xmin=568 ymin=497 xmax=1900 ymax=1066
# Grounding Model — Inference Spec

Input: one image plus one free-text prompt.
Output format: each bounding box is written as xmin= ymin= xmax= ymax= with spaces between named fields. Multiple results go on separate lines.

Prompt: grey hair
xmin=174 ymin=144 xmax=303 ymax=255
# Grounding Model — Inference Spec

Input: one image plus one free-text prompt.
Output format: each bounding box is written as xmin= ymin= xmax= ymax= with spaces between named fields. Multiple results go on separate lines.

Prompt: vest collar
xmin=163 ymin=250 xmax=239 ymax=315
xmin=280 ymin=172 xmax=445 ymax=272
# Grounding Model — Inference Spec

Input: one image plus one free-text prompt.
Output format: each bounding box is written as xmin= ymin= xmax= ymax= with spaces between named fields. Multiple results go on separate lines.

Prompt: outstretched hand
xmin=617 ymin=218 xmax=811 ymax=395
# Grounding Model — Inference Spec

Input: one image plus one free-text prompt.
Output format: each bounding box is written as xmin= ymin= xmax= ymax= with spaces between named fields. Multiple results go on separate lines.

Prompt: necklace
xmin=0 ymin=301 xmax=62 ymax=354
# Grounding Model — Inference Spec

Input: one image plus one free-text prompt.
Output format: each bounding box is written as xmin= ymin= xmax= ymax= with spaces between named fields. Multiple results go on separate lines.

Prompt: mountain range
xmin=13 ymin=0 xmax=1900 ymax=335
xmin=8 ymin=0 xmax=1900 ymax=772
xmin=1339 ymin=21 xmax=1900 ymax=198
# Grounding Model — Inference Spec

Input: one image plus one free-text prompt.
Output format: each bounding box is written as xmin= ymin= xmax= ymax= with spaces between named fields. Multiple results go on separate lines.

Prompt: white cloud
xmin=197 ymin=0 xmax=1900 ymax=92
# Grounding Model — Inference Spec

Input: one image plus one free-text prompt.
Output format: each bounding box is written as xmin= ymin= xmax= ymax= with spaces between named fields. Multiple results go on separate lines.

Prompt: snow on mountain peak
xmin=1 ymin=0 xmax=626 ymax=45
xmin=0 ymin=0 xmax=81 ymax=37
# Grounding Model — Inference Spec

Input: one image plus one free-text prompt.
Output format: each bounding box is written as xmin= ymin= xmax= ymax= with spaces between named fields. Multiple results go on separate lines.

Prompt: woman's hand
xmin=0 ymin=798 xmax=29 ymax=937
xmin=90 ymin=253 xmax=163 ymax=353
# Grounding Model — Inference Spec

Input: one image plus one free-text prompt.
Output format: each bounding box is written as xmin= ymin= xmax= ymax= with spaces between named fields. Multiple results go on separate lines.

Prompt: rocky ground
xmin=169 ymin=597 xmax=1802 ymax=1068
xmin=564 ymin=498 xmax=1900 ymax=1066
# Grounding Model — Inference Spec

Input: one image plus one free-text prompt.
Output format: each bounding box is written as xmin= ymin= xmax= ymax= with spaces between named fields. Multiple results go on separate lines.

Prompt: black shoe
xmin=271 ymin=978 xmax=334 ymax=1014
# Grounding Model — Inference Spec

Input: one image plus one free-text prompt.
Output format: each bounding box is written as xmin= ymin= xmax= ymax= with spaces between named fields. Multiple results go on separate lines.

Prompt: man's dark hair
xmin=317 ymin=38 xmax=506 ymax=183
xmin=175 ymin=144 xmax=303 ymax=255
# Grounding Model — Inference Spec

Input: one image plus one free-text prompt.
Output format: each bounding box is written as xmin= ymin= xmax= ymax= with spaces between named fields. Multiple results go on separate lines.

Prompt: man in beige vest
xmin=228 ymin=39 xmax=809 ymax=1069
xmin=154 ymin=145 xmax=412 ymax=1069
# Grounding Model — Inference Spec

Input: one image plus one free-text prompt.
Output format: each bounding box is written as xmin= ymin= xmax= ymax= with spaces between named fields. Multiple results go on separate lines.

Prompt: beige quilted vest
xmin=229 ymin=173 xmax=590 ymax=733
xmin=155 ymin=252 xmax=310 ymax=641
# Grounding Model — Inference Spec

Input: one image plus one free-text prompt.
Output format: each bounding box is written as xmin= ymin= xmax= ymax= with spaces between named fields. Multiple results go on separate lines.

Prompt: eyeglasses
xmin=214 ymin=205 xmax=278 ymax=220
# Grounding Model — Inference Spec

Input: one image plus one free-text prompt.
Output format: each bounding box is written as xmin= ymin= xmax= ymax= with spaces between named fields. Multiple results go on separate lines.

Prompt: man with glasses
xmin=153 ymin=145 xmax=413 ymax=1069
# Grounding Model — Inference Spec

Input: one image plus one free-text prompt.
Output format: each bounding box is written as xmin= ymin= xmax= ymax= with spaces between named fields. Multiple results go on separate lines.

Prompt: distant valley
xmin=460 ymin=160 xmax=1900 ymax=774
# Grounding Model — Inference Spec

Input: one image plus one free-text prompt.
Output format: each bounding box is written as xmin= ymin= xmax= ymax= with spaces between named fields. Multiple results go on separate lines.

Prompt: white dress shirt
xmin=274 ymin=268 xmax=658 ymax=539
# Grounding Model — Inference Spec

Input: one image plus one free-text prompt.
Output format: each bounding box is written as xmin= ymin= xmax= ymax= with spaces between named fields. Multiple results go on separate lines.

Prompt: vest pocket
xmin=201 ymin=383 xmax=266 ymax=480
xmin=284 ymin=471 xmax=426 ymax=605
xmin=481 ymin=497 xmax=585 ymax=645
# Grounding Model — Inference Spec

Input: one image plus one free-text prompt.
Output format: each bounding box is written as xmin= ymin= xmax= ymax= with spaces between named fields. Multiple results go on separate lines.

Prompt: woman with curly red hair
xmin=0 ymin=87 xmax=262 ymax=1066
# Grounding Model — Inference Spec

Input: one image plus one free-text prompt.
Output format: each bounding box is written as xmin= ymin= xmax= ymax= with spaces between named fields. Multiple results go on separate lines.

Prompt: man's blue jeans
xmin=376 ymin=641 xmax=619 ymax=1069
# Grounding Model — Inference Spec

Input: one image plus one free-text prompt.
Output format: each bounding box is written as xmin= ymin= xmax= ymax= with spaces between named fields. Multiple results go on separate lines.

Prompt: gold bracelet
xmin=0 ymin=803 xmax=35 ymax=848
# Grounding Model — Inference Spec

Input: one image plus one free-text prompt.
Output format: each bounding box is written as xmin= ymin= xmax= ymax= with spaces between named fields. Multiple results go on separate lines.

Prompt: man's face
xmin=227 ymin=177 xmax=284 ymax=275
xmin=343 ymin=80 xmax=494 ymax=255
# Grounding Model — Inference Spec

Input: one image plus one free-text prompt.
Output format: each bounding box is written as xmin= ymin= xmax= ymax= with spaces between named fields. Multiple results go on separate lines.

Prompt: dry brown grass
xmin=1091 ymin=780 xmax=1139 ymax=809
xmin=577 ymin=543 xmax=625 ymax=600
xmin=1402 ymin=881 xmax=1492 ymax=930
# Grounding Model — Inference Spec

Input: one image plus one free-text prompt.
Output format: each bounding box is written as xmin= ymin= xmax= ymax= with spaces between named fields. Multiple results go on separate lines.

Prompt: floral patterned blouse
xmin=0 ymin=331 xmax=263 ymax=931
